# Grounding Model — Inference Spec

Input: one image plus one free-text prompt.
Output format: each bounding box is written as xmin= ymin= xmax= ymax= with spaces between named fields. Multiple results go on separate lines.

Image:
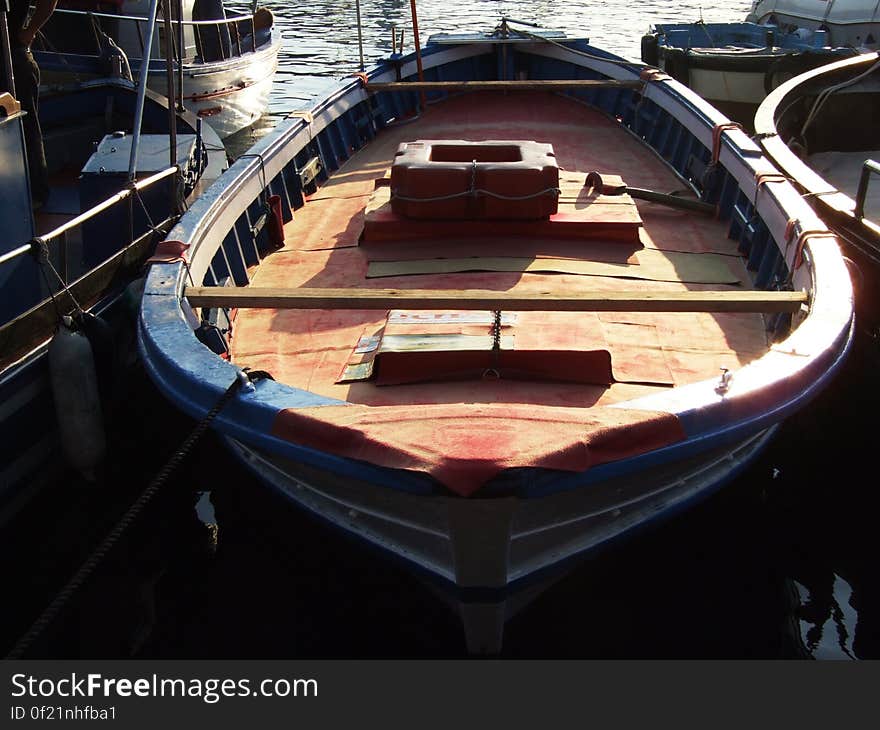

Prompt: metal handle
xmin=855 ymin=158 xmax=880 ymax=219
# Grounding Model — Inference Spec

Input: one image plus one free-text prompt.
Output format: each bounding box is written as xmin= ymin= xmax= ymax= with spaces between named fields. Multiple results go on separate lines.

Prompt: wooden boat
xmin=747 ymin=0 xmax=880 ymax=48
xmin=0 ymin=26 xmax=226 ymax=521
xmin=755 ymin=51 xmax=880 ymax=334
xmin=34 ymin=0 xmax=281 ymax=138
xmin=137 ymin=20 xmax=854 ymax=652
xmin=641 ymin=20 xmax=857 ymax=127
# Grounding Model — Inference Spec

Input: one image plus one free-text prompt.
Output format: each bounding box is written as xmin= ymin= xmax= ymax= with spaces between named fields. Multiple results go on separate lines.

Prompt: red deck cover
xmin=271 ymin=403 xmax=685 ymax=496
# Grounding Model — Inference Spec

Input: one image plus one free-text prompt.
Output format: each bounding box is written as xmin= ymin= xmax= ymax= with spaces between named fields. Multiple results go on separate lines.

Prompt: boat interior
xmin=220 ymin=90 xmax=779 ymax=493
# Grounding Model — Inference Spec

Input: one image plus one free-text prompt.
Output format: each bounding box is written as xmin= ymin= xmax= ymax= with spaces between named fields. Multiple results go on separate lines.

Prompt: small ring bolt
xmin=715 ymin=367 xmax=733 ymax=395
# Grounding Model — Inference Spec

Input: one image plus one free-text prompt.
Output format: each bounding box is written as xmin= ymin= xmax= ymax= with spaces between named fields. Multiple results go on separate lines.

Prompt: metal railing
xmin=0 ymin=165 xmax=179 ymax=270
xmin=44 ymin=7 xmax=268 ymax=64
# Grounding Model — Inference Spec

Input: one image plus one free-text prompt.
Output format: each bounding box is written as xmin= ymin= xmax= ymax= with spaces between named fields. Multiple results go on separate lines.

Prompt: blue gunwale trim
xmin=138 ymin=33 xmax=854 ymax=502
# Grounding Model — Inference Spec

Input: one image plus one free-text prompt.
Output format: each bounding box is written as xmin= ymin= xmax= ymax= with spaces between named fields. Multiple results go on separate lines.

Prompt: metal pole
xmin=161 ymin=0 xmax=177 ymax=169
xmin=355 ymin=0 xmax=364 ymax=71
xmin=176 ymin=0 xmax=184 ymax=113
xmin=161 ymin=0 xmax=179 ymax=215
xmin=408 ymin=0 xmax=425 ymax=110
xmin=0 ymin=8 xmax=16 ymax=97
xmin=128 ymin=0 xmax=161 ymax=183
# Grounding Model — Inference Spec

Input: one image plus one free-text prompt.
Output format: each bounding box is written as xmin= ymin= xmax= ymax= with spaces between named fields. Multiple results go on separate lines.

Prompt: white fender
xmin=48 ymin=317 xmax=107 ymax=480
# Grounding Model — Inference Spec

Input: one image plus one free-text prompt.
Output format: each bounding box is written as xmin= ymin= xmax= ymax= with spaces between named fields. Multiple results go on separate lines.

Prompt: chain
xmin=483 ymin=310 xmax=503 ymax=380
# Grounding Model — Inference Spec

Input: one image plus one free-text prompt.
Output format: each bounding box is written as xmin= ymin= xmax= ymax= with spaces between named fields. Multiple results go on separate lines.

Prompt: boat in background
xmin=35 ymin=0 xmax=281 ymax=138
xmin=0 ymin=3 xmax=226 ymax=523
xmin=747 ymin=0 xmax=880 ymax=48
xmin=641 ymin=20 xmax=858 ymax=126
xmin=137 ymin=18 xmax=853 ymax=652
xmin=755 ymin=51 xmax=880 ymax=336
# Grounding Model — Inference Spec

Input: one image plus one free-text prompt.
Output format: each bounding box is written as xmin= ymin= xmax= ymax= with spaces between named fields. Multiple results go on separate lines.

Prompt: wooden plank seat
xmin=184 ymin=286 xmax=808 ymax=313
xmin=364 ymin=80 xmax=646 ymax=92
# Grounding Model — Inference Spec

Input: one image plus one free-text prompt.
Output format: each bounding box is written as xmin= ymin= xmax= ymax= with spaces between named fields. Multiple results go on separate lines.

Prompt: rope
xmin=784 ymin=219 xmax=837 ymax=273
xmin=31 ymin=237 xmax=85 ymax=319
xmin=133 ymin=187 xmax=164 ymax=235
xmin=711 ymin=122 xmax=743 ymax=165
xmin=800 ymin=58 xmax=880 ymax=140
xmin=391 ymin=186 xmax=561 ymax=203
xmin=237 ymin=152 xmax=271 ymax=210
xmin=4 ymin=370 xmax=261 ymax=659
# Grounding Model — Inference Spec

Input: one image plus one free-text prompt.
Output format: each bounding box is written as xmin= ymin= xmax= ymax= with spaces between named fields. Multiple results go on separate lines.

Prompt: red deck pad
xmin=360 ymin=237 xmax=642 ymax=264
xmin=364 ymin=182 xmax=643 ymax=243
xmin=336 ymin=310 xmax=677 ymax=387
xmin=271 ymin=403 xmax=686 ymax=496
xmin=390 ymin=139 xmax=560 ymax=220
xmin=372 ymin=349 xmax=614 ymax=386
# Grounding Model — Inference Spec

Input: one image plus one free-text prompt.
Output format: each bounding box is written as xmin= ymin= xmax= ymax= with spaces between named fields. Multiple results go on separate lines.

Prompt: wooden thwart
xmin=365 ymin=80 xmax=645 ymax=92
xmin=185 ymin=286 xmax=808 ymax=313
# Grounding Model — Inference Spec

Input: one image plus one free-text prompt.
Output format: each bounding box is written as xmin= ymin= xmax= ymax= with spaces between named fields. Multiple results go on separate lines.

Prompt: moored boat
xmin=755 ymin=51 xmax=880 ymax=336
xmin=137 ymin=19 xmax=854 ymax=652
xmin=0 ymin=7 xmax=226 ymax=522
xmin=34 ymin=0 xmax=282 ymax=138
xmin=747 ymin=0 xmax=880 ymax=48
xmin=641 ymin=20 xmax=858 ymax=127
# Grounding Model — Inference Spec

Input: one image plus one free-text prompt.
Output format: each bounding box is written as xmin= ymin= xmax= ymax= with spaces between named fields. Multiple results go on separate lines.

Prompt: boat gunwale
xmin=137 ymin=35 xmax=854 ymax=498
xmin=754 ymin=50 xmax=880 ymax=243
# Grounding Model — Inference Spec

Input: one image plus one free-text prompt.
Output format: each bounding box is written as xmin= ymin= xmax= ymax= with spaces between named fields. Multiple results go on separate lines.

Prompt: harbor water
xmin=3 ymin=0 xmax=878 ymax=659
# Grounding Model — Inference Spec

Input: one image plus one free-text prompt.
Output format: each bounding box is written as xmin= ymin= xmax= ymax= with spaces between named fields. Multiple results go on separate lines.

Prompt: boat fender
xmin=74 ymin=311 xmax=117 ymax=406
xmin=123 ymin=276 xmax=147 ymax=321
xmin=48 ymin=316 xmax=107 ymax=480
xmin=98 ymin=31 xmax=133 ymax=83
xmin=640 ymin=34 xmax=659 ymax=67
xmin=764 ymin=55 xmax=797 ymax=94
xmin=661 ymin=48 xmax=690 ymax=86
xmin=267 ymin=194 xmax=284 ymax=249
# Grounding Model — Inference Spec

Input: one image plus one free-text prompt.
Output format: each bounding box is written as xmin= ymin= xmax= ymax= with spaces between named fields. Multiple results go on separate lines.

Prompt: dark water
xmin=3 ymin=0 xmax=879 ymax=659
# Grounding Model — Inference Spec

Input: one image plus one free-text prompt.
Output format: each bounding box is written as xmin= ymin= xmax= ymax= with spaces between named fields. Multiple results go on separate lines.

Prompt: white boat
xmin=747 ymin=0 xmax=880 ymax=48
xmin=35 ymin=0 xmax=282 ymax=138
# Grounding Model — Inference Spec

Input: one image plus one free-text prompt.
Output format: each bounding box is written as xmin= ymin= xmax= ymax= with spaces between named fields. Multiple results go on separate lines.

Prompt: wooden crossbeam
xmin=184 ymin=287 xmax=808 ymax=313
xmin=365 ymin=80 xmax=644 ymax=92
